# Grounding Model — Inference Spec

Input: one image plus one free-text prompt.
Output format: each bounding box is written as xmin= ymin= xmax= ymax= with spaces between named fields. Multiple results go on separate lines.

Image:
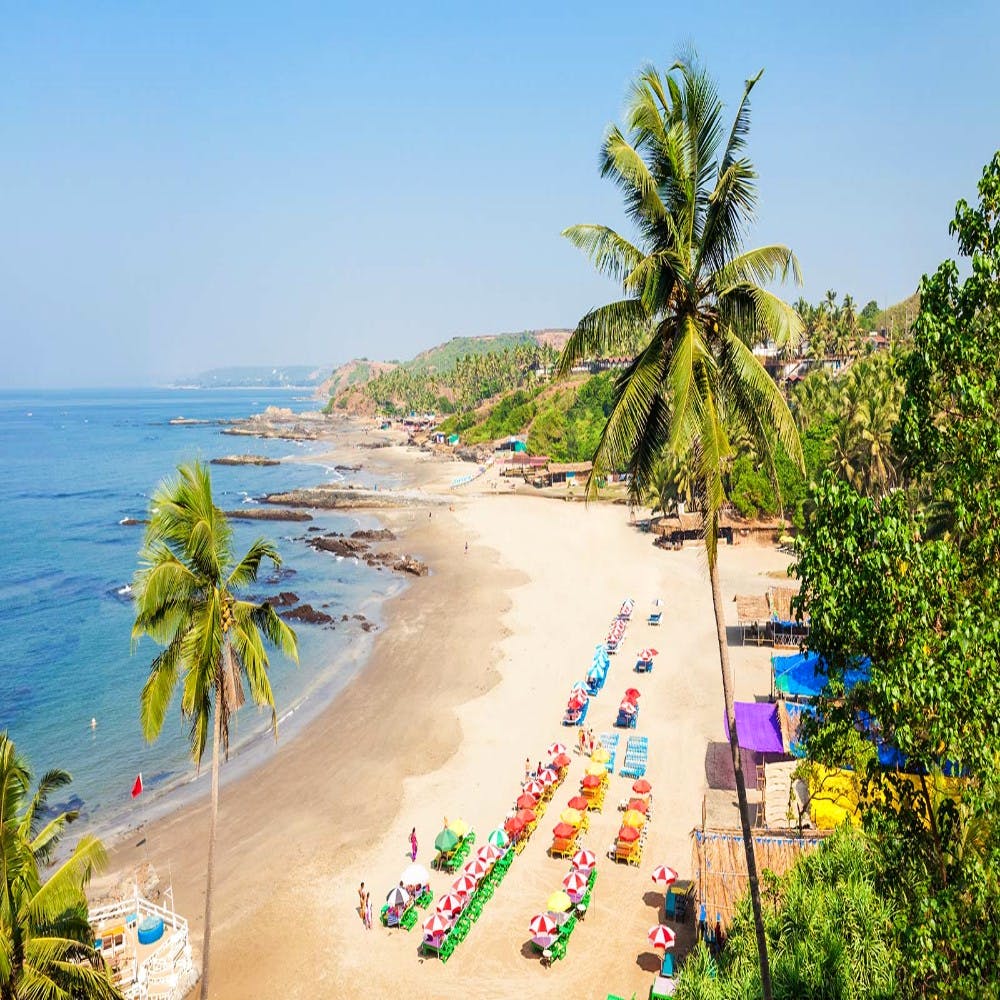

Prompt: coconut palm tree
xmin=131 ymin=462 xmax=298 ymax=1000
xmin=558 ymin=57 xmax=804 ymax=999
xmin=0 ymin=732 xmax=122 ymax=1000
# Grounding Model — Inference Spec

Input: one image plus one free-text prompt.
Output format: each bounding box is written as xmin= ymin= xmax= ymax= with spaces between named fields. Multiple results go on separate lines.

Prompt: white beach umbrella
xmin=401 ymin=863 xmax=429 ymax=886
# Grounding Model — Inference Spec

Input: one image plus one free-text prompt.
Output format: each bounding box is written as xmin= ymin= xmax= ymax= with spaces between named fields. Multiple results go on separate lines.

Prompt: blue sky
xmin=3 ymin=1 xmax=998 ymax=387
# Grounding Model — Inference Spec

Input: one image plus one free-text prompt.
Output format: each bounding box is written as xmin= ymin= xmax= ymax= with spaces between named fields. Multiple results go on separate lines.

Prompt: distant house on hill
xmin=588 ymin=356 xmax=631 ymax=373
xmin=495 ymin=436 xmax=527 ymax=453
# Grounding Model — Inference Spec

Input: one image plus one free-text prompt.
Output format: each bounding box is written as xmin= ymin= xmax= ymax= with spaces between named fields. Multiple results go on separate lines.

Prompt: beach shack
xmin=447 ymin=433 xmax=460 ymax=446
xmin=430 ymin=431 xmax=446 ymax=444
xmin=548 ymin=461 xmax=593 ymax=487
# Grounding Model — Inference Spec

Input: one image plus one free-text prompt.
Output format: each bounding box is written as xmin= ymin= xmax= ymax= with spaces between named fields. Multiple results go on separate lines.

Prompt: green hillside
xmin=874 ymin=292 xmax=920 ymax=338
xmin=403 ymin=331 xmax=567 ymax=374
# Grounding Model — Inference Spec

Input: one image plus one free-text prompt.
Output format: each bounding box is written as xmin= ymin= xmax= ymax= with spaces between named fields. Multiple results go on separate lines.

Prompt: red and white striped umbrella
xmin=651 ymin=865 xmax=678 ymax=886
xmin=562 ymin=870 xmax=588 ymax=894
xmin=436 ymin=893 xmax=464 ymax=917
xmin=648 ymin=924 xmax=677 ymax=949
xmin=637 ymin=648 xmax=658 ymax=661
xmin=572 ymin=848 xmax=597 ymax=871
xmin=423 ymin=912 xmax=451 ymax=936
xmin=477 ymin=843 xmax=504 ymax=862
xmin=547 ymin=742 xmax=567 ymax=756
xmin=524 ymin=780 xmax=545 ymax=798
xmin=528 ymin=913 xmax=558 ymax=936
xmin=452 ymin=873 xmax=477 ymax=896
xmin=539 ymin=767 xmax=557 ymax=786
xmin=465 ymin=857 xmax=490 ymax=880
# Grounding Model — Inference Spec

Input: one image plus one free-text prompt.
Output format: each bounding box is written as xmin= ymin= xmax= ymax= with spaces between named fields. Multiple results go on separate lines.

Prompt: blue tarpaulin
xmin=772 ymin=651 xmax=870 ymax=698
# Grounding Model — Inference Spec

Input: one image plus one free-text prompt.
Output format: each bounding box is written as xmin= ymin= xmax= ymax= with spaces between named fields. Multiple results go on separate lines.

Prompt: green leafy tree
xmin=559 ymin=56 xmax=805 ymax=999
xmin=675 ymin=828 xmax=899 ymax=1000
xmin=0 ymin=733 xmax=121 ymax=1000
xmin=131 ymin=463 xmax=298 ymax=1000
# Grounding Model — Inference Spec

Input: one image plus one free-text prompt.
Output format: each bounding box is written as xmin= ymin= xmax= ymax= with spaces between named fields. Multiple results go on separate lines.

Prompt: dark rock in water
xmin=350 ymin=528 xmax=396 ymax=541
xmin=211 ymin=454 xmax=280 ymax=466
xmin=41 ymin=793 xmax=86 ymax=821
xmin=341 ymin=614 xmax=349 ymax=622
xmin=361 ymin=620 xmax=377 ymax=632
xmin=264 ymin=567 xmax=297 ymax=585
xmin=308 ymin=535 xmax=369 ymax=557
xmin=263 ymin=592 xmax=299 ymax=607
xmin=119 ymin=517 xmax=146 ymax=526
xmin=280 ymin=603 xmax=335 ymax=626
xmin=224 ymin=508 xmax=312 ymax=522
xmin=307 ymin=526 xmax=323 ymax=532
xmin=335 ymin=463 xmax=362 ymax=472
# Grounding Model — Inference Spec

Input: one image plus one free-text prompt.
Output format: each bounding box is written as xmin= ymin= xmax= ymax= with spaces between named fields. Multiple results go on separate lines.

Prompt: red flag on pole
xmin=131 ymin=773 xmax=143 ymax=799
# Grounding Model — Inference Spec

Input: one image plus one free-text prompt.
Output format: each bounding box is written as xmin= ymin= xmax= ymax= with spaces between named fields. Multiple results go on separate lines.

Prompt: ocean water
xmin=0 ymin=388 xmax=402 ymax=836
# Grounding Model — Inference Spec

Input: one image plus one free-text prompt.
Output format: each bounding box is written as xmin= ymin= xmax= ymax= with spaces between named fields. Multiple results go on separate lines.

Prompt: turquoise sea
xmin=0 ymin=388 xmax=401 ymax=837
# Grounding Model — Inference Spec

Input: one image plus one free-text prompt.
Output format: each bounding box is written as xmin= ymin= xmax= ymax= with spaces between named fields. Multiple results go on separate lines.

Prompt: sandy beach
xmin=101 ymin=436 xmax=790 ymax=999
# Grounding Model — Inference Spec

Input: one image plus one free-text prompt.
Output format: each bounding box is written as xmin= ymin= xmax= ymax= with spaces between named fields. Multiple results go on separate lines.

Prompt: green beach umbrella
xmin=435 ymin=827 xmax=460 ymax=852
xmin=487 ymin=828 xmax=509 ymax=848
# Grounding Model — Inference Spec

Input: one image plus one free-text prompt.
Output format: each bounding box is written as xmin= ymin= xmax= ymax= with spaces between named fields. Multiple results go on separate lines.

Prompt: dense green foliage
xmin=792 ymin=154 xmax=1000 ymax=999
xmin=675 ymin=829 xmax=899 ymax=1000
xmin=527 ymin=374 xmax=616 ymax=461
xmin=403 ymin=332 xmax=550 ymax=374
xmin=0 ymin=733 xmax=121 ymax=1000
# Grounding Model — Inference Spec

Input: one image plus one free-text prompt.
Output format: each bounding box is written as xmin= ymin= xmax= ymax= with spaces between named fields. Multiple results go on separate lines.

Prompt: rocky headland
xmin=212 ymin=454 xmax=281 ymax=466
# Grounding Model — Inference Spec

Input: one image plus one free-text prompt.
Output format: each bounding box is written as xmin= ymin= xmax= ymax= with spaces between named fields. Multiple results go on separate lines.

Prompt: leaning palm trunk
xmin=200 ymin=671 xmax=224 ymax=1000
xmin=709 ymin=541 xmax=772 ymax=997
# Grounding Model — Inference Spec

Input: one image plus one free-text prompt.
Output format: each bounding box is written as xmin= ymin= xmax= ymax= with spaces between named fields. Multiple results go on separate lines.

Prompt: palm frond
xmin=561 ymin=224 xmax=644 ymax=283
xmin=226 ymin=538 xmax=281 ymax=591
xmin=556 ymin=299 xmax=650 ymax=376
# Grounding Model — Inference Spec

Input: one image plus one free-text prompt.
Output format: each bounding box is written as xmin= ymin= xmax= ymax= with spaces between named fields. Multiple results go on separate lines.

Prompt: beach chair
xmin=401 ymin=907 xmax=419 ymax=931
xmin=647 ymin=611 xmax=662 ymax=625
xmin=661 ymin=953 xmax=674 ymax=977
xmin=550 ymin=837 xmax=579 ymax=859
xmin=613 ymin=842 xmax=634 ymax=864
xmin=664 ymin=891 xmax=677 ymax=920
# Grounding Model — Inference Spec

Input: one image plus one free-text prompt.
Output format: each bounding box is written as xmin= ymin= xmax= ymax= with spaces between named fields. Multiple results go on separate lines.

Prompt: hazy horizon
xmin=4 ymin=2 xmax=999 ymax=389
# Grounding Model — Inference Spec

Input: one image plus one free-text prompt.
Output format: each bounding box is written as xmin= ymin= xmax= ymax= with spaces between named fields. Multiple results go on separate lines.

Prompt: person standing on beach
xmin=524 ymin=757 xmax=531 ymax=781
xmin=410 ymin=827 xmax=418 ymax=861
xmin=365 ymin=892 xmax=373 ymax=930
xmin=358 ymin=882 xmax=366 ymax=923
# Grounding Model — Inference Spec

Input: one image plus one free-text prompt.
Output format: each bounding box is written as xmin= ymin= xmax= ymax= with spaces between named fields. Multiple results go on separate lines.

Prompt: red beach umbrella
xmin=436 ymin=893 xmax=464 ymax=917
xmin=465 ymin=857 xmax=490 ymax=880
xmin=618 ymin=825 xmax=640 ymax=843
xmin=516 ymin=792 xmax=538 ymax=810
xmin=547 ymin=742 xmax=567 ymax=756
xmin=637 ymin=648 xmax=658 ymax=660
xmin=648 ymin=924 xmax=677 ymax=949
xmin=539 ymin=768 xmax=557 ymax=786
xmin=562 ymin=870 xmax=588 ymax=894
xmin=477 ymin=844 xmax=503 ymax=862
xmin=524 ymin=780 xmax=545 ymax=798
xmin=572 ymin=848 xmax=597 ymax=871
xmin=581 ymin=774 xmax=602 ymax=789
xmin=528 ymin=913 xmax=558 ymax=936
xmin=568 ymin=692 xmax=588 ymax=708
xmin=504 ymin=815 xmax=525 ymax=836
xmin=632 ymin=778 xmax=652 ymax=794
xmin=553 ymin=753 xmax=572 ymax=768
xmin=624 ymin=688 xmax=641 ymax=702
xmin=627 ymin=798 xmax=650 ymax=814
xmin=423 ymin=912 xmax=451 ymax=936
xmin=567 ymin=795 xmax=589 ymax=811
xmin=552 ymin=821 xmax=576 ymax=839
xmin=515 ymin=808 xmax=536 ymax=825
xmin=452 ymin=873 xmax=477 ymax=896
xmin=651 ymin=865 xmax=679 ymax=886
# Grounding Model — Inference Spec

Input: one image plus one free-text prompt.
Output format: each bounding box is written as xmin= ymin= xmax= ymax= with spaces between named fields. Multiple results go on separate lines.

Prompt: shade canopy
xmin=724 ymin=702 xmax=784 ymax=754
xmin=581 ymin=774 xmax=602 ymax=789
xmin=487 ymin=828 xmax=509 ymax=848
xmin=529 ymin=913 xmax=558 ymax=936
xmin=622 ymin=809 xmax=646 ymax=828
xmin=627 ymin=798 xmax=649 ymax=814
xmin=591 ymin=747 xmax=611 ymax=763
xmin=632 ymin=778 xmax=652 ymax=794
xmin=524 ymin=780 xmax=545 ymax=798
xmin=552 ymin=821 xmax=577 ymax=839
xmin=553 ymin=753 xmax=572 ymax=768
xmin=504 ymin=815 xmax=525 ymax=835
xmin=434 ymin=828 xmax=459 ymax=852
xmin=637 ymin=648 xmax=658 ymax=661
xmin=624 ymin=688 xmax=641 ymax=702
xmin=772 ymin=651 xmax=870 ymax=698
xmin=562 ymin=870 xmax=588 ymax=894
xmin=567 ymin=796 xmax=589 ymax=811
xmin=560 ymin=808 xmax=583 ymax=826
xmin=436 ymin=893 xmax=464 ymax=916
xmin=585 ymin=763 xmax=607 ymax=778
xmin=465 ymin=857 xmax=490 ymax=880
xmin=515 ymin=808 xmax=536 ymax=825
xmin=648 ymin=924 xmax=677 ymax=949
xmin=386 ymin=885 xmax=410 ymax=907
xmin=572 ymin=848 xmax=597 ymax=871
xmin=423 ymin=912 xmax=451 ymax=936
xmin=618 ymin=825 xmax=640 ymax=843
xmin=546 ymin=890 xmax=572 ymax=913
xmin=651 ymin=865 xmax=678 ymax=886
xmin=452 ymin=874 xmax=477 ymax=896
xmin=477 ymin=844 xmax=503 ymax=862
xmin=547 ymin=742 xmax=567 ymax=756
xmin=400 ymin=863 xmax=429 ymax=886
xmin=516 ymin=792 xmax=538 ymax=810
xmin=448 ymin=817 xmax=470 ymax=838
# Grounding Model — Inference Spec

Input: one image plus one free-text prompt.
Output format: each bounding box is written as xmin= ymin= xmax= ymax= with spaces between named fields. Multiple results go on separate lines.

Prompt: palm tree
xmin=131 ymin=462 xmax=298 ymax=1000
xmin=0 ymin=732 xmax=121 ymax=1000
xmin=558 ymin=58 xmax=804 ymax=999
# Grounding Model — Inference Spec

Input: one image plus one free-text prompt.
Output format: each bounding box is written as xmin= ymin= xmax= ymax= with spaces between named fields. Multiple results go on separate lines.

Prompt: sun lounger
xmin=648 ymin=612 xmax=662 ymax=625
xmin=550 ymin=837 xmax=579 ymax=858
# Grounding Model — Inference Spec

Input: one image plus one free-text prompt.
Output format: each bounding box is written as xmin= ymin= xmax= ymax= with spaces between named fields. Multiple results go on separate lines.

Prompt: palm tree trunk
xmin=709 ymin=555 xmax=773 ymax=1000
xmin=199 ymin=671 xmax=224 ymax=1000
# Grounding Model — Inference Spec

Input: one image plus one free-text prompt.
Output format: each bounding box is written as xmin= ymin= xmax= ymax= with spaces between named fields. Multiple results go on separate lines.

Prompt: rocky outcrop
xmin=305 ymin=530 xmax=428 ymax=577
xmin=263 ymin=592 xmax=299 ymax=607
xmin=350 ymin=528 xmax=396 ymax=541
xmin=211 ymin=454 xmax=280 ymax=466
xmin=263 ymin=486 xmax=426 ymax=510
xmin=224 ymin=508 xmax=313 ymax=521
xmin=280 ymin=603 xmax=335 ymax=626
xmin=308 ymin=535 xmax=370 ymax=557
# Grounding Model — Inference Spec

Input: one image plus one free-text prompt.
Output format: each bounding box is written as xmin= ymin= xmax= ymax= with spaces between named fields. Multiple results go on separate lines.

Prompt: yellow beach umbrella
xmin=546 ymin=890 xmax=572 ymax=913
xmin=448 ymin=817 xmax=470 ymax=838
xmin=559 ymin=808 xmax=583 ymax=826
xmin=585 ymin=763 xmax=607 ymax=778
xmin=591 ymin=747 xmax=611 ymax=764
xmin=622 ymin=809 xmax=646 ymax=828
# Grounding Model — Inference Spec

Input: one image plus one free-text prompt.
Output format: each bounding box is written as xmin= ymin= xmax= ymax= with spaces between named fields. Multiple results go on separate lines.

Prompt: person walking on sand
xmin=410 ymin=827 xmax=418 ymax=861
xmin=365 ymin=891 xmax=373 ymax=930
xmin=464 ymin=541 xmax=468 ymax=554
xmin=524 ymin=757 xmax=531 ymax=781
xmin=358 ymin=882 xmax=366 ymax=923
